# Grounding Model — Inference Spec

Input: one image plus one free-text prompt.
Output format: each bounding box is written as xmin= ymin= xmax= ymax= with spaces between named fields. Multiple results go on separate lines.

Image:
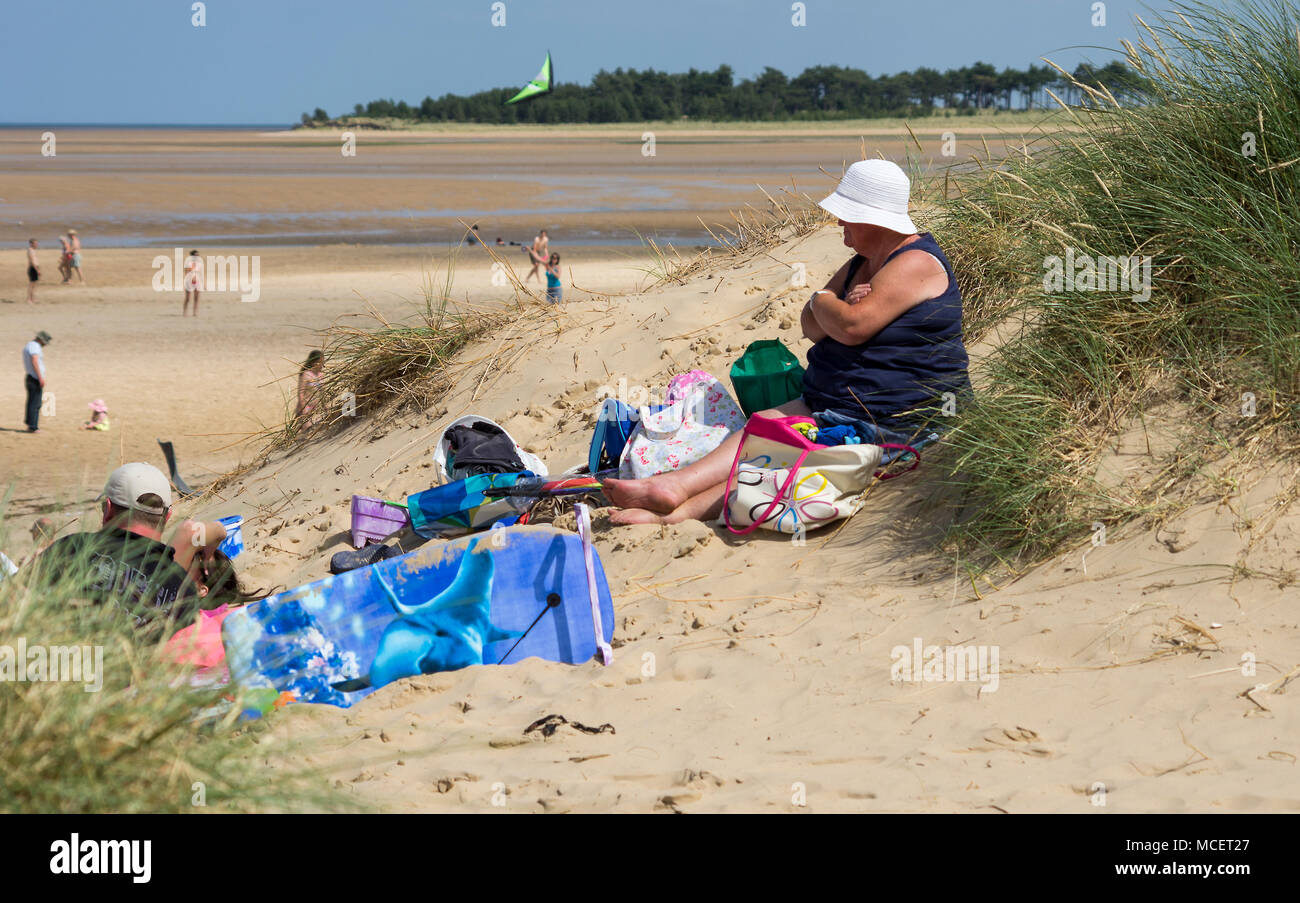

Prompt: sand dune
xmin=176 ymin=224 xmax=1299 ymax=813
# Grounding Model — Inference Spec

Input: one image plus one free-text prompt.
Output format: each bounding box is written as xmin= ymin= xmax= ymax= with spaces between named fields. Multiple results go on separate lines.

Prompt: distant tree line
xmin=302 ymin=60 xmax=1149 ymax=125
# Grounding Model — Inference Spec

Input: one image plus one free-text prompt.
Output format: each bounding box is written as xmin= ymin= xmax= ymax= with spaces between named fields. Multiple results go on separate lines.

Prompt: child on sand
xmin=82 ymin=399 xmax=110 ymax=431
xmin=526 ymin=230 xmax=549 ymax=283
xmin=544 ymin=252 xmax=563 ymax=304
xmin=296 ymin=350 xmax=324 ymax=421
xmin=58 ymin=234 xmax=72 ymax=283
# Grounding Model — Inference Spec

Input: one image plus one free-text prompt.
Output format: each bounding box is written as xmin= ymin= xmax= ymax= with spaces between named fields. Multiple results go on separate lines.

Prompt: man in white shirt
xmin=22 ymin=330 xmax=50 ymax=433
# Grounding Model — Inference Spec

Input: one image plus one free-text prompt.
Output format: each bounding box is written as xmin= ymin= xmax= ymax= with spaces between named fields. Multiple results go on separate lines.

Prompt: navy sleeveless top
xmin=802 ymin=233 xmax=970 ymax=429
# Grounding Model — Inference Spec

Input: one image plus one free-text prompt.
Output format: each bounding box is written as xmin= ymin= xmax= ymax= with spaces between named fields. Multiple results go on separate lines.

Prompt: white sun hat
xmin=818 ymin=159 xmax=918 ymax=234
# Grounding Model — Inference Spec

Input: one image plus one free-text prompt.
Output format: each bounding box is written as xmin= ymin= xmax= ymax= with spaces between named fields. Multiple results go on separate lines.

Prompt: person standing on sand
xmin=22 ymin=330 xmax=51 ymax=433
xmin=603 ymin=159 xmax=971 ymax=526
xmin=66 ymin=229 xmax=85 ymax=284
xmin=57 ymin=234 xmax=73 ymax=283
xmin=526 ymin=229 xmax=549 ymax=282
xmin=183 ymin=249 xmax=203 ymax=316
xmin=544 ymin=252 xmax=563 ymax=304
xmin=25 ymin=239 xmax=40 ymax=303
xmin=296 ymin=350 xmax=324 ymax=420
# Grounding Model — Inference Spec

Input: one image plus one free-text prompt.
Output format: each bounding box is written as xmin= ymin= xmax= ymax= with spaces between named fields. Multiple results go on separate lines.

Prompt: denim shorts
xmin=812 ymin=409 xmax=941 ymax=463
xmin=546 ymin=285 xmax=562 ymax=304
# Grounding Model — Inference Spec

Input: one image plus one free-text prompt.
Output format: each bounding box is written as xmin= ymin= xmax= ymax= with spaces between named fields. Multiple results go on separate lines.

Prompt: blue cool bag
xmin=587 ymin=398 xmax=670 ymax=475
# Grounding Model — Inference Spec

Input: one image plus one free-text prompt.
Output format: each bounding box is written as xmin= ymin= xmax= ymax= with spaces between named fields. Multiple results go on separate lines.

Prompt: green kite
xmin=506 ymin=51 xmax=553 ymax=104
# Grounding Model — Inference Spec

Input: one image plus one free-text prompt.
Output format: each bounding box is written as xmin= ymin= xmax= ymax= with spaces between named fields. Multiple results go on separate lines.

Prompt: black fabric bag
xmin=445 ymin=422 xmax=526 ymax=478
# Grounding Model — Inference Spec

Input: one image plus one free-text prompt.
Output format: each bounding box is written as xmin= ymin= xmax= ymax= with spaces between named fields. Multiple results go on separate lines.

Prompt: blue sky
xmin=0 ymin=0 xmax=1149 ymax=125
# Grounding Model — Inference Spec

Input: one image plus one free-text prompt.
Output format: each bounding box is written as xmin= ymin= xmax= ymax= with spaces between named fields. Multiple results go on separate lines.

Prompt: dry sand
xmin=139 ymin=224 xmax=1294 ymax=814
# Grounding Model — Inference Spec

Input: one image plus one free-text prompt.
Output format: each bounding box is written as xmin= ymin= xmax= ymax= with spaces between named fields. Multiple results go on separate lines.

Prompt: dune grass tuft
xmin=929 ymin=0 xmax=1300 ymax=565
xmin=0 ymin=519 xmax=348 ymax=813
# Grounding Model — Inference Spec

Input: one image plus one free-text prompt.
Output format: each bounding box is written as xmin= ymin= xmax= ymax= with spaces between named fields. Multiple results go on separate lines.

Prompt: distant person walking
xmin=25 ymin=239 xmax=40 ymax=303
xmin=57 ymin=234 xmax=73 ymax=283
xmin=296 ymin=350 xmax=324 ymax=421
xmin=544 ymin=252 xmax=563 ymax=304
xmin=183 ymin=249 xmax=203 ymax=316
xmin=526 ymin=229 xmax=549 ymax=283
xmin=66 ymin=229 xmax=85 ymax=284
xmin=22 ymin=330 xmax=51 ymax=433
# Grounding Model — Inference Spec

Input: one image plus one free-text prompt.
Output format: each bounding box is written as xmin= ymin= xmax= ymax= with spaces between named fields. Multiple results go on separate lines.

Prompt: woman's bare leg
xmin=611 ymin=482 xmax=727 ymax=525
xmin=603 ymin=398 xmax=812 ymax=516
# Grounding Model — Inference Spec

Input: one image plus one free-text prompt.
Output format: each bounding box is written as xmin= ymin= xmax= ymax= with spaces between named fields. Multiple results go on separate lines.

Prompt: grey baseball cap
xmin=100 ymin=463 xmax=173 ymax=515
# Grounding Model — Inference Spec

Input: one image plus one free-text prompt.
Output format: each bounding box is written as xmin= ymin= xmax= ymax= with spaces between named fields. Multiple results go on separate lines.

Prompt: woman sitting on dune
xmin=604 ymin=159 xmax=970 ymax=525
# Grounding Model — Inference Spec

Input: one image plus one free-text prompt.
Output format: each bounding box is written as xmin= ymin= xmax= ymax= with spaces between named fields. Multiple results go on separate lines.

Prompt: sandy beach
xmin=3 ymin=124 xmax=1296 ymax=815
xmin=0 ymin=243 xmax=651 ymax=515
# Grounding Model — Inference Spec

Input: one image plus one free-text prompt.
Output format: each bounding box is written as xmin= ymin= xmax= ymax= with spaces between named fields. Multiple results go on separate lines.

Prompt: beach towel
xmin=619 ymin=371 xmax=746 ymax=479
xmin=407 ymin=472 xmax=536 ymax=538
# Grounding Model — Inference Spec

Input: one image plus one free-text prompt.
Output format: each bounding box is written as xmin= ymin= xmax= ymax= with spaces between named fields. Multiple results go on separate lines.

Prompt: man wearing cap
xmin=32 ymin=463 xmax=229 ymax=630
xmin=22 ymin=331 xmax=51 ymax=433
xmin=604 ymin=159 xmax=971 ymax=525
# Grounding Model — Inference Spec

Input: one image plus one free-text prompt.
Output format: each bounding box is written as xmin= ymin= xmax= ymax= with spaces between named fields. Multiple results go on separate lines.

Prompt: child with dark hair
xmin=544 ymin=252 xmax=562 ymax=304
xmin=297 ymin=350 xmax=324 ymax=420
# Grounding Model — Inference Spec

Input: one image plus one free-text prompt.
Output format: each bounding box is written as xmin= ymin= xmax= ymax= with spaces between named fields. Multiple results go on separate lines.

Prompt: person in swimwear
xmin=67 ymin=229 xmax=85 ymax=284
xmin=526 ymin=229 xmax=549 ymax=283
xmin=25 ymin=239 xmax=39 ymax=304
xmin=183 ymin=250 xmax=203 ymax=316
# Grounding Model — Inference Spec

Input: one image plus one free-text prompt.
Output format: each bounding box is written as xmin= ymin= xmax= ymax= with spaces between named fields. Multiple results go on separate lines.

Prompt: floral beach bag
xmin=722 ymin=414 xmax=918 ymax=535
xmin=619 ymin=371 xmax=747 ymax=480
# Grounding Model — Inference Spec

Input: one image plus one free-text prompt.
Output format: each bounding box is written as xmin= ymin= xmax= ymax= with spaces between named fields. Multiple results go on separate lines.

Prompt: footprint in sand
xmin=969 ymin=726 xmax=1054 ymax=758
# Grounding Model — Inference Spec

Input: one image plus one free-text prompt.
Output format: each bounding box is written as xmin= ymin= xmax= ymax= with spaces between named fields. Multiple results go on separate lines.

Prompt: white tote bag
xmin=724 ymin=444 xmax=883 ymax=534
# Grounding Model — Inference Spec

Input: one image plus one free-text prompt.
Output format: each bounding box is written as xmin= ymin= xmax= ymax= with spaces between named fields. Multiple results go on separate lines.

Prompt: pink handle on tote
xmin=722 ymin=426 xmax=923 ymax=534
xmin=723 ymin=415 xmax=820 ymax=536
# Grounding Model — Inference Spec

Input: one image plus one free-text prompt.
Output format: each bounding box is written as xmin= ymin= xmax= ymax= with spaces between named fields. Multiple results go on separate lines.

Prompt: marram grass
xmin=927 ymin=0 xmax=1300 ymax=566
xmin=0 ymin=517 xmax=350 ymax=813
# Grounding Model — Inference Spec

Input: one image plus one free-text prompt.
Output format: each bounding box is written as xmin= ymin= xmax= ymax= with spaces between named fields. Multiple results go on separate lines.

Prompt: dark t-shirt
xmin=36 ymin=528 xmax=201 ymax=629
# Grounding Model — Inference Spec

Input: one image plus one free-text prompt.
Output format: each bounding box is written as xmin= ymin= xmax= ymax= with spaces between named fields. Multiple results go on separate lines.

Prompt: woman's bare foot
xmin=609 ymin=507 xmax=666 ymax=526
xmin=601 ymin=475 xmax=687 ymax=515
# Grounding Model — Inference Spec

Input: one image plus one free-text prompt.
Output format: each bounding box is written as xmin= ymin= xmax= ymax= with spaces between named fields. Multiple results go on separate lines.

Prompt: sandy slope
xmin=189 ymin=223 xmax=1300 ymax=813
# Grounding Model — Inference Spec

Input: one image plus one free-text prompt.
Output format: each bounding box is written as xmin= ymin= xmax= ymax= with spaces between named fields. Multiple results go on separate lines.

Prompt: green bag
xmin=729 ymin=339 xmax=805 ymax=416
